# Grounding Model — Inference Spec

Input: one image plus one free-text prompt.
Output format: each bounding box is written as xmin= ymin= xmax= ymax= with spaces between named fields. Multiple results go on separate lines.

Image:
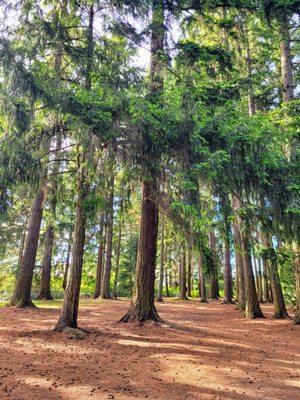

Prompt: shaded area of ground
xmin=0 ymin=299 xmax=299 ymax=400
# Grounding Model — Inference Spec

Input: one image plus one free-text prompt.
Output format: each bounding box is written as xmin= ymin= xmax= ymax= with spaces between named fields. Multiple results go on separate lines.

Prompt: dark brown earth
xmin=0 ymin=299 xmax=299 ymax=400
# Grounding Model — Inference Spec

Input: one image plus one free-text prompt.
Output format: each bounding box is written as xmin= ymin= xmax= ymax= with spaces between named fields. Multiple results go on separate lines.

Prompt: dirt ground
xmin=0 ymin=299 xmax=299 ymax=400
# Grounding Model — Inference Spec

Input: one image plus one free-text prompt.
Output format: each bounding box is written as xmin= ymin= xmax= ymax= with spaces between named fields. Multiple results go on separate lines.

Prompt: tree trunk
xmin=262 ymin=235 xmax=289 ymax=319
xmin=199 ymin=253 xmax=207 ymax=303
xmin=54 ymin=4 xmax=93 ymax=331
xmin=257 ymin=258 xmax=263 ymax=303
xmin=17 ymin=216 xmax=28 ymax=273
xmin=120 ymin=0 xmax=164 ymax=323
xmin=93 ymin=215 xmax=105 ymax=299
xmin=165 ymin=253 xmax=170 ymax=297
xmin=37 ymin=134 xmax=62 ymax=300
xmin=292 ymin=241 xmax=300 ymax=324
xmin=9 ymin=184 xmax=47 ymax=307
xmin=101 ymin=173 xmax=114 ymax=299
xmin=252 ymin=255 xmax=259 ymax=293
xmin=279 ymin=15 xmax=294 ymax=102
xmin=113 ymin=200 xmax=123 ymax=299
xmin=233 ymin=220 xmax=245 ymax=310
xmin=245 ymin=27 xmax=255 ymax=116
xmin=63 ymin=238 xmax=71 ymax=291
xmin=208 ymin=231 xmax=219 ymax=299
xmin=156 ymin=213 xmax=164 ymax=302
xmin=262 ymin=256 xmax=271 ymax=302
xmin=54 ymin=155 xmax=87 ymax=331
xmin=241 ymin=230 xmax=264 ymax=318
xmin=187 ymin=233 xmax=192 ymax=297
xmin=120 ymin=178 xmax=161 ymax=322
xmin=222 ymin=238 xmax=233 ymax=303
xmin=36 ymin=224 xmax=54 ymax=300
xmin=179 ymin=243 xmax=188 ymax=300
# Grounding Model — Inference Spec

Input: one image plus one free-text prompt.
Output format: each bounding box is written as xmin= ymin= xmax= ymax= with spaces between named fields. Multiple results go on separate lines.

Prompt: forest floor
xmin=0 ymin=299 xmax=299 ymax=400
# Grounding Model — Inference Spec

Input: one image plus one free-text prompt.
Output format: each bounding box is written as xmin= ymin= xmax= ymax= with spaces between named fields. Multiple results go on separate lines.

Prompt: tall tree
xmin=120 ymin=0 xmax=165 ymax=322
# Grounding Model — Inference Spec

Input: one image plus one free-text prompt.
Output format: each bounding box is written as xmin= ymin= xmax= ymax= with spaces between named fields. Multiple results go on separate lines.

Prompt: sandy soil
xmin=0 ymin=299 xmax=299 ymax=400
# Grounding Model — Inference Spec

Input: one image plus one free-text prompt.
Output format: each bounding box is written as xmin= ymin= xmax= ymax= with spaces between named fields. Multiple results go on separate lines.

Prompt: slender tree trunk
xmin=37 ymin=134 xmax=62 ymax=300
xmin=101 ymin=173 xmax=114 ymax=299
xmin=252 ymin=255 xmax=259 ymax=293
xmin=199 ymin=253 xmax=207 ymax=303
xmin=222 ymin=238 xmax=233 ymax=303
xmin=165 ymin=266 xmax=170 ymax=297
xmin=262 ymin=234 xmax=289 ymax=319
xmin=292 ymin=242 xmax=300 ymax=324
xmin=262 ymin=256 xmax=271 ymax=302
xmin=280 ymin=15 xmax=294 ymax=102
xmin=208 ymin=231 xmax=219 ymax=299
xmin=63 ymin=237 xmax=71 ymax=291
xmin=36 ymin=224 xmax=54 ymax=300
xmin=187 ymin=232 xmax=192 ymax=297
xmin=120 ymin=178 xmax=161 ymax=322
xmin=8 ymin=184 xmax=47 ymax=307
xmin=54 ymin=154 xmax=87 ymax=330
xmin=245 ymin=28 xmax=255 ymax=116
xmin=113 ymin=200 xmax=123 ymax=299
xmin=17 ymin=216 xmax=28 ymax=272
xmin=241 ymin=230 xmax=264 ymax=318
xmin=257 ymin=258 xmax=263 ymax=303
xmin=233 ymin=220 xmax=245 ymax=310
xmin=156 ymin=213 xmax=165 ymax=302
xmin=179 ymin=243 xmax=188 ymax=300
xmin=93 ymin=215 xmax=105 ymax=299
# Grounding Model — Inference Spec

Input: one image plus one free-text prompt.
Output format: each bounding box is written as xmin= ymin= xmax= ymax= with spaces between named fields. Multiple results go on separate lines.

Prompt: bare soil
xmin=0 ymin=299 xmax=299 ymax=400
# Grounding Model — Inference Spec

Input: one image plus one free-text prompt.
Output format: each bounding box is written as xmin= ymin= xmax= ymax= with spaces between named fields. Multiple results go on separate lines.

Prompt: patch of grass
xmin=33 ymin=299 xmax=63 ymax=308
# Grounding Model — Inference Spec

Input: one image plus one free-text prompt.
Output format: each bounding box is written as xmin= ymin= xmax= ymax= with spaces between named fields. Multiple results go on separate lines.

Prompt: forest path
xmin=0 ymin=299 xmax=299 ymax=400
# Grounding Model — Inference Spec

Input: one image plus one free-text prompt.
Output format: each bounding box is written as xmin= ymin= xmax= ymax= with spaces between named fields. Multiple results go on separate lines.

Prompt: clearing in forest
xmin=0 ymin=299 xmax=299 ymax=400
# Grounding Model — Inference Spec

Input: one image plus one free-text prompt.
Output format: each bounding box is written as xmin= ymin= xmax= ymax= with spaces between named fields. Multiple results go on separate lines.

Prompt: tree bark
xmin=37 ymin=134 xmax=62 ymax=300
xmin=120 ymin=178 xmax=162 ymax=322
xmin=208 ymin=231 xmax=219 ymax=299
xmin=120 ymin=0 xmax=164 ymax=322
xmin=63 ymin=236 xmax=71 ymax=291
xmin=156 ymin=213 xmax=164 ymax=302
xmin=179 ymin=243 xmax=188 ymax=300
xmin=36 ymin=224 xmax=54 ymax=300
xmin=199 ymin=253 xmax=207 ymax=303
xmin=241 ymin=230 xmax=264 ymax=318
xmin=9 ymin=184 xmax=47 ymax=307
xmin=93 ymin=214 xmax=105 ymax=299
xmin=17 ymin=216 xmax=28 ymax=273
xmin=222 ymin=238 xmax=233 ymax=303
xmin=279 ymin=15 xmax=294 ymax=102
xmin=187 ymin=233 xmax=192 ymax=297
xmin=292 ymin=241 xmax=300 ymax=324
xmin=101 ymin=172 xmax=114 ymax=299
xmin=262 ymin=256 xmax=271 ymax=302
xmin=113 ymin=200 xmax=123 ymax=299
xmin=262 ymin=235 xmax=289 ymax=319
xmin=257 ymin=258 xmax=263 ymax=303
xmin=233 ymin=220 xmax=245 ymax=310
xmin=54 ymin=154 xmax=87 ymax=331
